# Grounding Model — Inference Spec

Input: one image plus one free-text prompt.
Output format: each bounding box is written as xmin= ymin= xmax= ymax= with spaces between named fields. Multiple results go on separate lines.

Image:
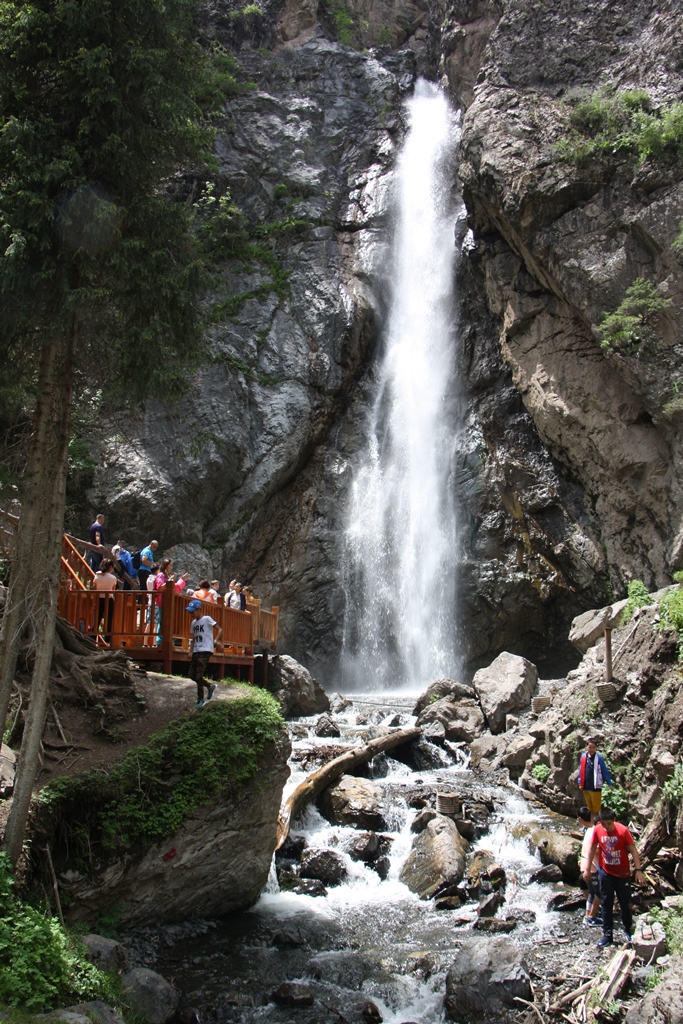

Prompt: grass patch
xmin=649 ymin=904 xmax=683 ymax=955
xmin=0 ymin=853 xmax=116 ymax=1011
xmin=598 ymin=278 xmax=671 ymax=355
xmin=557 ymin=88 xmax=683 ymax=168
xmin=32 ymin=692 xmax=284 ymax=869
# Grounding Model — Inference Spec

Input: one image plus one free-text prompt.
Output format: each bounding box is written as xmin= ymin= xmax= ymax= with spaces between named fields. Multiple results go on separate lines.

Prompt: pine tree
xmin=0 ymin=0 xmax=218 ymax=863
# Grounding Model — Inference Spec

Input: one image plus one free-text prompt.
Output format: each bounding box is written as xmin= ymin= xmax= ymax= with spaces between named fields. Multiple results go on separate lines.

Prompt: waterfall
xmin=342 ymin=80 xmax=461 ymax=693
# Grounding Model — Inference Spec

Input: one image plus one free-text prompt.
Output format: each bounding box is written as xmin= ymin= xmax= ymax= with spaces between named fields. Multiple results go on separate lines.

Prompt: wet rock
xmin=320 ymin=775 xmax=388 ymax=830
xmin=435 ymin=895 xmax=463 ymax=910
xmin=375 ymin=855 xmax=391 ymax=880
xmin=277 ymin=868 xmax=328 ymax=897
xmin=473 ymin=917 xmax=517 ymax=933
xmin=416 ymin=698 xmax=486 ymax=743
xmin=477 ymin=892 xmax=504 ymax=917
xmin=399 ymin=814 xmax=469 ymax=899
xmin=81 ymin=934 xmax=130 ymax=972
xmin=444 ymin=937 xmax=531 ymax=1021
xmin=300 ymin=848 xmax=348 ymax=886
xmin=267 ymin=924 xmax=308 ymax=947
xmin=362 ymin=1000 xmax=383 ymax=1023
xmin=410 ymin=738 xmax=450 ymax=769
xmin=272 ymin=982 xmax=315 ymax=1007
xmin=454 ymin=818 xmax=476 ymax=842
xmin=529 ymin=863 xmax=563 ymax=884
xmin=271 ymin=655 xmax=329 ymax=718
xmin=328 ymin=692 xmax=352 ymax=713
xmin=624 ymin=954 xmax=683 ymax=1024
xmin=122 ymin=968 xmax=179 ymax=1024
xmin=347 ymin=830 xmax=390 ymax=864
xmin=412 ymin=678 xmax=476 ymax=715
xmin=472 ymin=652 xmax=538 ymax=734
xmin=507 ymin=908 xmax=536 ymax=924
xmin=315 ymin=713 xmax=341 ymax=738
xmin=277 ymin=834 xmax=307 ymax=862
xmin=532 ymin=828 xmax=581 ymax=883
xmin=411 ymin=808 xmax=438 ymax=833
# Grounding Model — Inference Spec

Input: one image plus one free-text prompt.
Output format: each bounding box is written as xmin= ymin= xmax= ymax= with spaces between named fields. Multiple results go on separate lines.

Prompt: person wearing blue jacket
xmin=578 ymin=738 xmax=613 ymax=820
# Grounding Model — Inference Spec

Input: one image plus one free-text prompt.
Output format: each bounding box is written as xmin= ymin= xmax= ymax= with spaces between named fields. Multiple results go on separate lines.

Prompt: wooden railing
xmin=57 ymin=579 xmax=278 ymax=667
xmin=60 ymin=535 xmax=95 ymax=592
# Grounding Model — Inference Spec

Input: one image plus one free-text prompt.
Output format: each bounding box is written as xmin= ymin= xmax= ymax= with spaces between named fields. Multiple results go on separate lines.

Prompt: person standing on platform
xmin=187 ymin=599 xmax=222 ymax=708
xmin=577 ymin=738 xmax=612 ymax=821
xmin=584 ymin=806 xmax=645 ymax=948
xmin=137 ymin=539 xmax=158 ymax=592
xmin=89 ymin=513 xmax=106 ymax=571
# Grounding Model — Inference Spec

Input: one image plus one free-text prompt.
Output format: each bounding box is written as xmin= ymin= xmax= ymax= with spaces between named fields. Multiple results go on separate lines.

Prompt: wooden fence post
xmin=161 ymin=579 xmax=174 ymax=674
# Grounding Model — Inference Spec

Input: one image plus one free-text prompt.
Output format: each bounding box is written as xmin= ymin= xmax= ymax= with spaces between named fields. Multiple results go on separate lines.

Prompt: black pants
xmin=189 ymin=651 xmax=212 ymax=700
xmin=598 ymin=867 xmax=632 ymax=938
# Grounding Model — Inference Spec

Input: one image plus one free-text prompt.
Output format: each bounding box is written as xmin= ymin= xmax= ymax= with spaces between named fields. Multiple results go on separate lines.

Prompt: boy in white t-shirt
xmin=187 ymin=599 xmax=223 ymax=708
xmin=578 ymin=805 xmax=602 ymax=925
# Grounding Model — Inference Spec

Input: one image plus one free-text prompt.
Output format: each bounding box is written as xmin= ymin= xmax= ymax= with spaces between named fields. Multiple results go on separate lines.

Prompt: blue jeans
xmin=598 ymin=867 xmax=632 ymax=939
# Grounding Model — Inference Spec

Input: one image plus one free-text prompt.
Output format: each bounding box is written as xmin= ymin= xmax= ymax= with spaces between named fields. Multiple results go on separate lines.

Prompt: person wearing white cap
xmin=187 ymin=599 xmax=223 ymax=708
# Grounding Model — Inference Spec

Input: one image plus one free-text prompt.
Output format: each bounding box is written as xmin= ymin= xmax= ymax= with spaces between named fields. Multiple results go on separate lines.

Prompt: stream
xmin=139 ymin=695 xmax=596 ymax=1024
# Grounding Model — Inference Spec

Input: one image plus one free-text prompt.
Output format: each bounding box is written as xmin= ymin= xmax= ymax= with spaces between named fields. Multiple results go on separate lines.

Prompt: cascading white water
xmin=342 ymin=80 xmax=461 ymax=692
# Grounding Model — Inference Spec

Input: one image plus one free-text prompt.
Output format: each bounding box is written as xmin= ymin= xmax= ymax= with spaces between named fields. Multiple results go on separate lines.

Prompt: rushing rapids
xmin=143 ymin=696 xmax=591 ymax=1024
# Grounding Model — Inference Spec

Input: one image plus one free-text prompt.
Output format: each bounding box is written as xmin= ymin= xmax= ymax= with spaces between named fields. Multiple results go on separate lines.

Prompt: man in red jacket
xmin=584 ymin=807 xmax=645 ymax=948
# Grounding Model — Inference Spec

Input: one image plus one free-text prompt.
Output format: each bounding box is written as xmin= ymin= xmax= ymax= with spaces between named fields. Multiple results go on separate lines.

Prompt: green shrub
xmin=650 ymin=904 xmax=683 ymax=955
xmin=332 ymin=3 xmax=354 ymax=45
xmin=33 ymin=692 xmax=284 ymax=866
xmin=0 ymin=853 xmax=115 ymax=1011
xmin=603 ymin=784 xmax=628 ymax=820
xmin=598 ymin=278 xmax=671 ymax=355
xmin=532 ymin=763 xmax=550 ymax=784
xmin=620 ymin=579 xmax=652 ymax=625
xmin=662 ymin=761 xmax=683 ymax=805
xmin=659 ymin=587 xmax=683 ymax=659
xmin=557 ymin=88 xmax=683 ymax=168
xmin=673 ymin=221 xmax=683 ymax=257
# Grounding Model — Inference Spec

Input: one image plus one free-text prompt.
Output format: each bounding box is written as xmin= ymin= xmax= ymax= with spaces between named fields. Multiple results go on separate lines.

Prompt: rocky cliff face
xmin=83 ymin=0 xmax=683 ymax=682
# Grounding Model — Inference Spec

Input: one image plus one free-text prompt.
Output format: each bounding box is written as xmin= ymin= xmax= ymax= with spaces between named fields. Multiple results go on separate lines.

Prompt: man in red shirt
xmin=584 ymin=807 xmax=645 ymax=948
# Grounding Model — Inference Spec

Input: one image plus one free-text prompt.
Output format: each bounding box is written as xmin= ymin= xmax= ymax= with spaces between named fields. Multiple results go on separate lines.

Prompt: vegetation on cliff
xmin=558 ymin=88 xmax=683 ymax=169
xmin=31 ymin=690 xmax=284 ymax=868
xmin=597 ymin=278 xmax=672 ymax=356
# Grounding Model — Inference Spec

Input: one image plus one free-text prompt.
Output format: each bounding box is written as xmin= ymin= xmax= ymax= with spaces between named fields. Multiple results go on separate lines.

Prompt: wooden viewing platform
xmin=0 ymin=512 xmax=278 ymax=683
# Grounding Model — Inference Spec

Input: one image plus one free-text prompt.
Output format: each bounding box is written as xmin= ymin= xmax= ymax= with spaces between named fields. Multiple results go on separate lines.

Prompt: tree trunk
xmin=1 ymin=327 xmax=75 ymax=865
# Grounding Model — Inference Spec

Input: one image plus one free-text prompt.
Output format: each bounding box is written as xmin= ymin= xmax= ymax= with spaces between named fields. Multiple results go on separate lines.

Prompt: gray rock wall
xmin=82 ymin=0 xmax=683 ymax=683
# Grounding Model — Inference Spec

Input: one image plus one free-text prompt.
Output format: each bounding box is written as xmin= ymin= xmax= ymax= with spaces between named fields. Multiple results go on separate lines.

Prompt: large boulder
xmin=530 ymin=828 xmax=581 ymax=883
xmin=623 ymin=954 xmax=683 ymax=1024
xmin=81 ymin=934 xmax=130 ymax=972
xmin=472 ymin=653 xmax=538 ymax=734
xmin=568 ymin=600 xmax=628 ymax=653
xmin=320 ymin=776 xmax=388 ymax=831
xmin=399 ymin=814 xmax=469 ymax=899
xmin=416 ymin=698 xmax=486 ymax=743
xmin=469 ymin=734 xmax=506 ymax=769
xmin=121 ymin=968 xmax=178 ymax=1024
xmin=270 ymin=654 xmax=329 ymax=718
xmin=413 ymin=678 xmax=476 ymax=715
xmin=501 ymin=734 xmax=539 ymax=771
xmin=444 ymin=937 xmax=532 ymax=1022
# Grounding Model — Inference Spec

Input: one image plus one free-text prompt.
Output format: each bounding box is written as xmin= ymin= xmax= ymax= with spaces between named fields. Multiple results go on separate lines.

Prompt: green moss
xmin=658 ymin=584 xmax=683 ymax=659
xmin=598 ymin=278 xmax=671 ymax=355
xmin=32 ymin=692 xmax=284 ymax=867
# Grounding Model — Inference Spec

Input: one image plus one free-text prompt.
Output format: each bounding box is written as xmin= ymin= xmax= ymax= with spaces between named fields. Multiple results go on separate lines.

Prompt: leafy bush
xmin=603 ymin=784 xmax=628 ymax=820
xmin=620 ymin=579 xmax=652 ymax=625
xmin=532 ymin=763 xmax=550 ymax=784
xmin=0 ymin=853 xmax=115 ymax=1011
xmin=673 ymin=221 xmax=683 ymax=257
xmin=658 ymin=586 xmax=683 ymax=659
xmin=331 ymin=3 xmax=354 ymax=45
xmin=662 ymin=760 xmax=683 ymax=805
xmin=558 ymin=88 xmax=683 ymax=168
xmin=33 ymin=691 xmax=284 ymax=867
xmin=598 ymin=278 xmax=671 ymax=355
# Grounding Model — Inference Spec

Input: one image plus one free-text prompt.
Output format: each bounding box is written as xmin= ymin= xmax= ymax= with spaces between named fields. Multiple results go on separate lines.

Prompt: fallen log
xmin=276 ymin=726 xmax=421 ymax=848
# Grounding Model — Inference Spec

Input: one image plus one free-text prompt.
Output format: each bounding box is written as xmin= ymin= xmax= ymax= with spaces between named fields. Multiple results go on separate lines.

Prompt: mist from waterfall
xmin=341 ymin=80 xmax=461 ymax=693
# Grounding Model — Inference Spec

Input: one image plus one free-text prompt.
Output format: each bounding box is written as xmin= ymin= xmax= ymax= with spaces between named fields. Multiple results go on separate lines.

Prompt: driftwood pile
xmin=516 ymin=947 xmax=637 ymax=1024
